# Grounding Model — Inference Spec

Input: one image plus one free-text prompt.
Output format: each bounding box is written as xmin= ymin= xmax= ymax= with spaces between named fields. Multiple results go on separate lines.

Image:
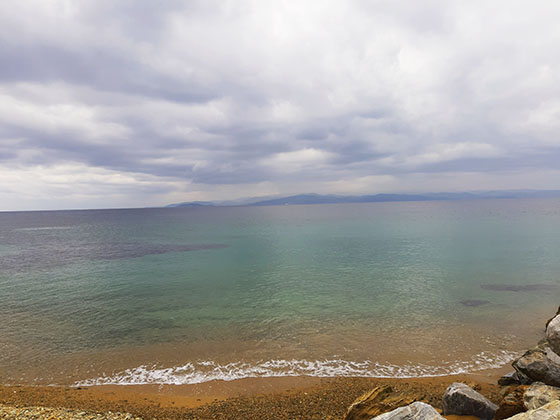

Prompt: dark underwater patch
xmin=480 ymin=283 xmax=558 ymax=292
xmin=0 ymin=242 xmax=227 ymax=273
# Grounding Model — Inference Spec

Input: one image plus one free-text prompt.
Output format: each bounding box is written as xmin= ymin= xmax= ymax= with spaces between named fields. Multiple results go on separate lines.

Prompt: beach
xmin=0 ymin=367 xmax=508 ymax=419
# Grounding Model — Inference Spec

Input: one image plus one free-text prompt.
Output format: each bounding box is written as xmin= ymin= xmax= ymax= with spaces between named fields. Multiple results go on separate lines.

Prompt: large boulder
xmin=506 ymin=399 xmax=560 ymax=419
xmin=513 ymin=341 xmax=560 ymax=387
xmin=524 ymin=382 xmax=560 ymax=410
xmin=547 ymin=315 xmax=560 ymax=356
xmin=495 ymin=385 xmax=529 ymax=420
xmin=441 ymin=382 xmax=498 ymax=420
xmin=372 ymin=402 xmax=444 ymax=420
xmin=344 ymin=386 xmax=417 ymax=420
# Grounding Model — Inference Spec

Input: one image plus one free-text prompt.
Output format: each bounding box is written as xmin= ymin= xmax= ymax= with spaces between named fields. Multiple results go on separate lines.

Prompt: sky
xmin=1 ymin=1 xmax=560 ymax=211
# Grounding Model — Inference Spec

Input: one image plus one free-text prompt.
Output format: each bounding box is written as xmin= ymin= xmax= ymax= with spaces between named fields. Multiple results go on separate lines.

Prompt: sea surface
xmin=1 ymin=199 xmax=559 ymax=386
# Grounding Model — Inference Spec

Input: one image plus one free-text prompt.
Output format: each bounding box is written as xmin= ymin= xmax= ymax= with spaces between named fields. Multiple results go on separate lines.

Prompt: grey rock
xmin=441 ymin=382 xmax=498 ymax=420
xmin=547 ymin=315 xmax=560 ymax=357
xmin=549 ymin=347 xmax=560 ymax=365
xmin=373 ymin=402 xmax=444 ymax=420
xmin=507 ymin=399 xmax=560 ymax=420
xmin=513 ymin=342 xmax=560 ymax=387
xmin=498 ymin=371 xmax=533 ymax=386
xmin=524 ymin=382 xmax=560 ymax=410
xmin=547 ymin=307 xmax=560 ymax=330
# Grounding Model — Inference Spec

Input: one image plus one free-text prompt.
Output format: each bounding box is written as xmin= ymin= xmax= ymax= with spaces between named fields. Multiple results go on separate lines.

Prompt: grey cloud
xmin=0 ymin=43 xmax=218 ymax=103
xmin=1 ymin=1 xmax=560 ymax=210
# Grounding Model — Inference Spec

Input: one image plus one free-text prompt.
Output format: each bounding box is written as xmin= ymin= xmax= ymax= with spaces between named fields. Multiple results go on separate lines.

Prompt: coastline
xmin=0 ymin=366 xmax=510 ymax=419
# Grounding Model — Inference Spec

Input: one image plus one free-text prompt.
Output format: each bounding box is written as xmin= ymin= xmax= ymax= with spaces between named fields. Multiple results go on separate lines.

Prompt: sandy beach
xmin=0 ymin=365 xmax=511 ymax=420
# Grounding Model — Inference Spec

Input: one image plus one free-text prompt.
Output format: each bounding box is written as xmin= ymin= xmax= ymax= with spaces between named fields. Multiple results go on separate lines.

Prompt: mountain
xmin=166 ymin=201 xmax=214 ymax=208
xmin=168 ymin=190 xmax=560 ymax=208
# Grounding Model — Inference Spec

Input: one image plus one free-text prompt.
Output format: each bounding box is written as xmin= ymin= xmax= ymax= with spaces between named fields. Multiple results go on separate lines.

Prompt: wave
xmin=74 ymin=350 xmax=519 ymax=386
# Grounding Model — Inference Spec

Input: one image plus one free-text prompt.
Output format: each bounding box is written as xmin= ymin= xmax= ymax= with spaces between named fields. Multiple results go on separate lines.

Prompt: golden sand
xmin=0 ymin=366 xmax=509 ymax=419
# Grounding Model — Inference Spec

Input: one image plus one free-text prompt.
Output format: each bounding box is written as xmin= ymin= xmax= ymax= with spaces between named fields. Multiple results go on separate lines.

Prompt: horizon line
xmin=3 ymin=188 xmax=560 ymax=213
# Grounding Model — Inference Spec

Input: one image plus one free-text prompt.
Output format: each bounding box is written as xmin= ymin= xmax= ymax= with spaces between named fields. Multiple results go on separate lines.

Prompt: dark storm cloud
xmin=1 ymin=1 xmax=560 ymax=210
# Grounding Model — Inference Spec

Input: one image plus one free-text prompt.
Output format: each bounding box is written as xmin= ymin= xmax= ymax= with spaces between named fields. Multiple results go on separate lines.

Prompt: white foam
xmin=74 ymin=350 xmax=520 ymax=386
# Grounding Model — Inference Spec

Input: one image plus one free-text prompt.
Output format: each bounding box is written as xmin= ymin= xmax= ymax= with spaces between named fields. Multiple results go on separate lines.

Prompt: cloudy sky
xmin=1 ymin=1 xmax=560 ymax=210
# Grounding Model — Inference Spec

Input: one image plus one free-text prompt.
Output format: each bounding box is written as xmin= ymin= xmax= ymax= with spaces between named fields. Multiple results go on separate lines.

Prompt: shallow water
xmin=1 ymin=199 xmax=559 ymax=385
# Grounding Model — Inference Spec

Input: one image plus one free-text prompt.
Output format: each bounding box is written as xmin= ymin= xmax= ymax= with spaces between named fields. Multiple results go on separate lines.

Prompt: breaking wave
xmin=75 ymin=350 xmax=519 ymax=386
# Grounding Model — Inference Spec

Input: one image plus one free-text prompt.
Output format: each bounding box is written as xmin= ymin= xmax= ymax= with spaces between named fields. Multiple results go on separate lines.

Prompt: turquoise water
xmin=1 ymin=199 xmax=559 ymax=385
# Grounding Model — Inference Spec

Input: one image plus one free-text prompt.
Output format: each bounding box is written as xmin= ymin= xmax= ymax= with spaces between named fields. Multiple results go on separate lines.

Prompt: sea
xmin=1 ymin=199 xmax=559 ymax=386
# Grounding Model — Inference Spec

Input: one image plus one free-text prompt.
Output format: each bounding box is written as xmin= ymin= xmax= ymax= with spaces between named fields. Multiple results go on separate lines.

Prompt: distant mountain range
xmin=167 ymin=190 xmax=560 ymax=208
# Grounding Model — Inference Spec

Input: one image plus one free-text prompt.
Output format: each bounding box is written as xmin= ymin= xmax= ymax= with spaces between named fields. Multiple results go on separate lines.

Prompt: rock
xmin=441 ymin=382 xmax=498 ymax=420
xmin=372 ymin=402 xmax=444 ymax=420
xmin=524 ymin=382 xmax=560 ymax=410
xmin=513 ymin=342 xmax=560 ymax=387
xmin=547 ymin=315 xmax=560 ymax=356
xmin=495 ymin=385 xmax=528 ymax=420
xmin=506 ymin=399 xmax=560 ymax=419
xmin=344 ymin=386 xmax=417 ymax=420
xmin=546 ymin=306 xmax=560 ymax=330
xmin=499 ymin=371 xmax=533 ymax=386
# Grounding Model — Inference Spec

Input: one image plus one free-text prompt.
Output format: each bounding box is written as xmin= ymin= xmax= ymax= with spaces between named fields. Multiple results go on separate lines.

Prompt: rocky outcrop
xmin=524 ymin=382 xmax=560 ymax=410
xmin=372 ymin=402 xmax=444 ymax=420
xmin=506 ymin=399 xmax=560 ymax=419
xmin=513 ymin=342 xmax=560 ymax=387
xmin=498 ymin=371 xmax=533 ymax=386
xmin=495 ymin=385 xmax=529 ymax=420
xmin=344 ymin=386 xmax=417 ymax=420
xmin=547 ymin=315 xmax=560 ymax=356
xmin=441 ymin=382 xmax=497 ymax=420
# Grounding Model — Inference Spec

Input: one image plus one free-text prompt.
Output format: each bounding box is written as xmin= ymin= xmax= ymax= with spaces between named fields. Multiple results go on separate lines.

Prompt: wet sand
xmin=0 ymin=366 xmax=509 ymax=420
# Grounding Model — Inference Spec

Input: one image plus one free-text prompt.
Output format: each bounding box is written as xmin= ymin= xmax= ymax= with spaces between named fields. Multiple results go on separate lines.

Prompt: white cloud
xmin=0 ymin=163 xmax=185 ymax=211
xmin=260 ymin=148 xmax=333 ymax=173
xmin=0 ymin=91 xmax=131 ymax=143
xmin=404 ymin=142 xmax=502 ymax=167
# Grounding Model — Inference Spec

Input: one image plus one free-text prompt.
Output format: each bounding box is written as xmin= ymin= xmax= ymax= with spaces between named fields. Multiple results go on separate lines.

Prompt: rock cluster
xmin=505 ymin=314 xmax=560 ymax=388
xmin=345 ymin=310 xmax=560 ymax=420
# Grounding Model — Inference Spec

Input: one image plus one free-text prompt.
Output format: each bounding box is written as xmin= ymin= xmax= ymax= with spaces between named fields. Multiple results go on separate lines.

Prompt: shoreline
xmin=0 ymin=366 xmax=510 ymax=419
